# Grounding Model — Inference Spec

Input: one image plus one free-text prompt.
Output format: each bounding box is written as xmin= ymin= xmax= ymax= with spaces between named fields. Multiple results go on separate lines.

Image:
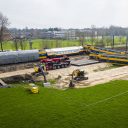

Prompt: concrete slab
xmin=71 ymin=59 xmax=99 ymax=66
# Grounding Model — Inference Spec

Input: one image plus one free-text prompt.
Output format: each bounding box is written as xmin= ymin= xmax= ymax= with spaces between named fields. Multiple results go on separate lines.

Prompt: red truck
xmin=40 ymin=57 xmax=70 ymax=70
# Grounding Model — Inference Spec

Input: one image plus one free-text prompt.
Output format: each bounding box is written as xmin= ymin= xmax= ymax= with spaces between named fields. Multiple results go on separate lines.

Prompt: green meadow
xmin=0 ymin=80 xmax=128 ymax=128
xmin=1 ymin=36 xmax=126 ymax=51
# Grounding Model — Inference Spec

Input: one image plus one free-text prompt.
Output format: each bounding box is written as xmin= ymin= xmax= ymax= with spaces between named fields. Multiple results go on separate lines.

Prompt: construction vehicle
xmin=71 ymin=69 xmax=88 ymax=81
xmin=40 ymin=56 xmax=70 ymax=70
xmin=33 ymin=64 xmax=47 ymax=82
xmin=34 ymin=63 xmax=46 ymax=72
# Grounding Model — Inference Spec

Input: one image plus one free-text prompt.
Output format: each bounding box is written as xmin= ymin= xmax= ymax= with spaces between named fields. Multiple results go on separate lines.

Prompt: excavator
xmin=71 ymin=69 xmax=88 ymax=81
xmin=69 ymin=69 xmax=88 ymax=88
xmin=33 ymin=64 xmax=47 ymax=82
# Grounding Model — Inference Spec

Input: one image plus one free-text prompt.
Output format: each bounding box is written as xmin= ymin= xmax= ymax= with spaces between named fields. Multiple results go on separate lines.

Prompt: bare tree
xmin=0 ymin=12 xmax=10 ymax=51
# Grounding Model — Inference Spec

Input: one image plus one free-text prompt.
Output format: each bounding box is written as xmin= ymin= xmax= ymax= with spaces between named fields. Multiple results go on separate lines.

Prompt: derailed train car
xmin=0 ymin=50 xmax=39 ymax=65
xmin=0 ymin=46 xmax=85 ymax=65
xmin=39 ymin=46 xmax=85 ymax=59
xmin=44 ymin=46 xmax=84 ymax=58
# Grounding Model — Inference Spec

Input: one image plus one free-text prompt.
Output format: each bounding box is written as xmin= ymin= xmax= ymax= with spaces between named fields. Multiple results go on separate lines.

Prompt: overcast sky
xmin=0 ymin=0 xmax=128 ymax=29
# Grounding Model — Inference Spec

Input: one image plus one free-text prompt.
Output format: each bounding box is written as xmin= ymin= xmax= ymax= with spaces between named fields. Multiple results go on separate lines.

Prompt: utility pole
xmin=14 ymin=38 xmax=18 ymax=51
xmin=91 ymin=30 xmax=93 ymax=46
xmin=19 ymin=36 xmax=23 ymax=50
xmin=0 ymin=40 xmax=3 ymax=51
xmin=126 ymin=36 xmax=128 ymax=52
xmin=102 ymin=35 xmax=104 ymax=47
xmin=112 ymin=35 xmax=114 ymax=49
xmin=28 ymin=33 xmax=33 ymax=50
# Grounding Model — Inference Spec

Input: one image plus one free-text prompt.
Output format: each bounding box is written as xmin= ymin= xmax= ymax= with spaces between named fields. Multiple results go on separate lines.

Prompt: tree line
xmin=1 ymin=11 xmax=128 ymax=51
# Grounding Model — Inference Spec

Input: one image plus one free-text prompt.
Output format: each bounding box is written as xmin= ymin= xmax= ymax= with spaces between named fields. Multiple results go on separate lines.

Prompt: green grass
xmin=0 ymin=80 xmax=128 ymax=128
xmin=2 ymin=36 xmax=126 ymax=51
xmin=2 ymin=39 xmax=81 ymax=50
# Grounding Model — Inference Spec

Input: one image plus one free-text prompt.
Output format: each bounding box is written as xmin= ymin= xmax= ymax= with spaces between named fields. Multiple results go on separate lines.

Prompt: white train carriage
xmin=45 ymin=46 xmax=84 ymax=57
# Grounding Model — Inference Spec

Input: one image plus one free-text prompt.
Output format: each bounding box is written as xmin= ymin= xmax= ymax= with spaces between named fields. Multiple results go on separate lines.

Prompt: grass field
xmin=2 ymin=36 xmax=126 ymax=51
xmin=2 ymin=39 xmax=82 ymax=50
xmin=0 ymin=80 xmax=128 ymax=128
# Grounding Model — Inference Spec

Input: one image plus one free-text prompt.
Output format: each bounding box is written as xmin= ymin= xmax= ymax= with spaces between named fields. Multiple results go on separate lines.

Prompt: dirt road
xmin=0 ymin=63 xmax=128 ymax=88
xmin=47 ymin=63 xmax=110 ymax=79
xmin=0 ymin=63 xmax=108 ymax=79
xmin=78 ymin=66 xmax=128 ymax=88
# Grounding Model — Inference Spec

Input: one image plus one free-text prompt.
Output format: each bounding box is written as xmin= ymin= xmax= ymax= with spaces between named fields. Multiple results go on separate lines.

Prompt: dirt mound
xmin=2 ymin=74 xmax=33 ymax=84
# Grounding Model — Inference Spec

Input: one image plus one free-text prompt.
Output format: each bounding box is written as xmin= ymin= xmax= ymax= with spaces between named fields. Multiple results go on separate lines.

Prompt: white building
xmin=53 ymin=31 xmax=66 ymax=39
xmin=53 ymin=30 xmax=76 ymax=40
xmin=66 ymin=30 xmax=76 ymax=40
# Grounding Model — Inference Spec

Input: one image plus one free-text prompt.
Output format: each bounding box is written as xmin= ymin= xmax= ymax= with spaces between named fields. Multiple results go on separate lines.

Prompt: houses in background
xmin=9 ymin=26 xmax=128 ymax=40
xmin=10 ymin=28 xmax=77 ymax=40
xmin=40 ymin=30 xmax=76 ymax=40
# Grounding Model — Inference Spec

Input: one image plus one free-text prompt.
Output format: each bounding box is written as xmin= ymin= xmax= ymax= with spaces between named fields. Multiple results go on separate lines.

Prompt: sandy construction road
xmin=0 ymin=63 xmax=128 ymax=88
xmin=77 ymin=66 xmax=128 ymax=88
xmin=0 ymin=63 xmax=108 ymax=79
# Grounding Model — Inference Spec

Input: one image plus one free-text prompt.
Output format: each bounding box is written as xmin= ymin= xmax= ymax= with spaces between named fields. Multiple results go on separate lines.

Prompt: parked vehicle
xmin=40 ymin=56 xmax=70 ymax=70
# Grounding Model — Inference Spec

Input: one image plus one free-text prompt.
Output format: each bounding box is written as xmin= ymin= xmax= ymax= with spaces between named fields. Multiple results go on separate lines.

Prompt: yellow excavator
xmin=33 ymin=64 xmax=47 ymax=83
xmin=71 ymin=69 xmax=88 ymax=81
xmin=69 ymin=69 xmax=88 ymax=88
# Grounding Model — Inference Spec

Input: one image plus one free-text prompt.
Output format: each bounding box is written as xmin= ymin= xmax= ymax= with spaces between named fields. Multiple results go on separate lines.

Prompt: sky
xmin=0 ymin=0 xmax=128 ymax=29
